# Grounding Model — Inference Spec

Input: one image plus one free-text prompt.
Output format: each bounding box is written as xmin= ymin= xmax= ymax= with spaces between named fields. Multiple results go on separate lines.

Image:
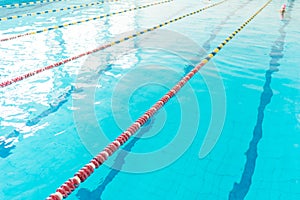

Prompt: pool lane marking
xmin=229 ymin=1 xmax=294 ymax=199
xmin=0 ymin=0 xmax=174 ymax=42
xmin=46 ymin=0 xmax=272 ymax=199
xmin=0 ymin=0 xmax=226 ymax=88
xmin=0 ymin=85 xmax=75 ymax=158
xmin=0 ymin=0 xmax=119 ymax=22
xmin=0 ymin=0 xmax=69 ymax=9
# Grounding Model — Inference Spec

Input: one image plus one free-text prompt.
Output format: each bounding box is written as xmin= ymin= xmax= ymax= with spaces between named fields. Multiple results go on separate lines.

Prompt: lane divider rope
xmin=0 ymin=0 xmax=173 ymax=42
xmin=0 ymin=0 xmax=226 ymax=88
xmin=46 ymin=0 xmax=272 ymax=199
xmin=0 ymin=0 xmax=69 ymax=9
xmin=0 ymin=0 xmax=119 ymax=22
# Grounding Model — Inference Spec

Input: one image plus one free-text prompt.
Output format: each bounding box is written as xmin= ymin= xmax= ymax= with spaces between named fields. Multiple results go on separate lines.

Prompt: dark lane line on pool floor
xmin=0 ymin=85 xmax=77 ymax=158
xmin=0 ymin=54 xmax=117 ymax=159
xmin=228 ymin=1 xmax=295 ymax=199
xmin=202 ymin=0 xmax=253 ymax=51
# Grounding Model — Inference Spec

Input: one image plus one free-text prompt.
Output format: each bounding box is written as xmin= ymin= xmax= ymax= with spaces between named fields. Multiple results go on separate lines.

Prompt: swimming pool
xmin=0 ymin=0 xmax=299 ymax=199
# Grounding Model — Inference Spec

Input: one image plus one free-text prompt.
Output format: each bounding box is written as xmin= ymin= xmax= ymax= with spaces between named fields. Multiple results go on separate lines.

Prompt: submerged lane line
xmin=0 ymin=0 xmax=226 ymax=88
xmin=0 ymin=0 xmax=69 ymax=9
xmin=0 ymin=0 xmax=173 ymax=42
xmin=202 ymin=0 xmax=253 ymax=51
xmin=0 ymin=86 xmax=75 ymax=158
xmin=0 ymin=0 xmax=119 ymax=22
xmin=46 ymin=1 xmax=272 ymax=199
xmin=229 ymin=1 xmax=294 ymax=199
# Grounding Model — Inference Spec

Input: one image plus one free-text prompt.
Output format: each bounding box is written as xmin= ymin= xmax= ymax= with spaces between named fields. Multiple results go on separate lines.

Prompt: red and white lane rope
xmin=46 ymin=0 xmax=272 ymax=199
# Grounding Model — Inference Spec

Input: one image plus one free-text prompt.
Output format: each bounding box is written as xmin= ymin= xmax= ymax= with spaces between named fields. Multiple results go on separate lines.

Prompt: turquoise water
xmin=0 ymin=0 xmax=299 ymax=199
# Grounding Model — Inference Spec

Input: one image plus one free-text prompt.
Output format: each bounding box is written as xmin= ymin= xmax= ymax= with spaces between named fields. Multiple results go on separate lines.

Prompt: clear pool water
xmin=0 ymin=0 xmax=299 ymax=199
